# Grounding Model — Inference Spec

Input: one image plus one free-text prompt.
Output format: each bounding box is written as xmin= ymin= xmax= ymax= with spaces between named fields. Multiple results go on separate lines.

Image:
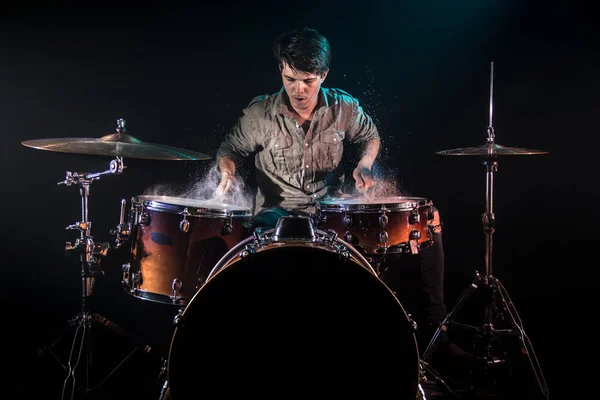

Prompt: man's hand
xmin=352 ymin=164 xmax=374 ymax=194
xmin=215 ymin=171 xmax=236 ymax=197
xmin=216 ymin=156 xmax=237 ymax=197
xmin=353 ymin=138 xmax=379 ymax=194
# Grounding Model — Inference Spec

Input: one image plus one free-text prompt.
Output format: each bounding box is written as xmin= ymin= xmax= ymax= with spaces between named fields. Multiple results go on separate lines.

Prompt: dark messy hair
xmin=273 ymin=27 xmax=331 ymax=76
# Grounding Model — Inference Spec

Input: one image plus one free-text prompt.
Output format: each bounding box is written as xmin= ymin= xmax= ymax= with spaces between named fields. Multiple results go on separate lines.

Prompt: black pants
xmin=377 ymin=232 xmax=447 ymax=350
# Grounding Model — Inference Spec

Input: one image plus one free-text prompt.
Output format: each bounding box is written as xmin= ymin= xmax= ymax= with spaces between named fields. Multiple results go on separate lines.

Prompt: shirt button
xmin=305 ymin=165 xmax=309 ymax=168
xmin=305 ymin=143 xmax=308 ymax=147
xmin=275 ymin=144 xmax=278 ymax=147
xmin=306 ymin=184 xmax=311 ymax=188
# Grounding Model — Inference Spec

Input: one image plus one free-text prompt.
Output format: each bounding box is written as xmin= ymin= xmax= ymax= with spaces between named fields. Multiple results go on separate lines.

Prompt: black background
xmin=1 ymin=1 xmax=597 ymax=398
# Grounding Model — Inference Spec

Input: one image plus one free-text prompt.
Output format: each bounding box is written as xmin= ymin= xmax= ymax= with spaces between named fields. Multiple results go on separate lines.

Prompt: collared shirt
xmin=216 ymin=87 xmax=380 ymax=214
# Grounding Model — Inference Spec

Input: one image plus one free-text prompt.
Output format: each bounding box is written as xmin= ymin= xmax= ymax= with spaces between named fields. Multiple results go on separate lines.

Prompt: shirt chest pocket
xmin=266 ymin=134 xmax=294 ymax=173
xmin=314 ymin=129 xmax=344 ymax=170
xmin=318 ymin=129 xmax=345 ymax=145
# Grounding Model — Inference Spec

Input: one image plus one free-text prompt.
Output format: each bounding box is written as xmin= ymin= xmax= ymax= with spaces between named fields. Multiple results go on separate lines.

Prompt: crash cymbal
xmin=22 ymin=122 xmax=211 ymax=160
xmin=435 ymin=142 xmax=548 ymax=156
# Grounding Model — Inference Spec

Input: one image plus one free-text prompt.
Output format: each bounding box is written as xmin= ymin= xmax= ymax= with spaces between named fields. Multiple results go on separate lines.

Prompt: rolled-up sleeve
xmin=345 ymin=99 xmax=380 ymax=143
xmin=216 ymin=109 xmax=261 ymax=164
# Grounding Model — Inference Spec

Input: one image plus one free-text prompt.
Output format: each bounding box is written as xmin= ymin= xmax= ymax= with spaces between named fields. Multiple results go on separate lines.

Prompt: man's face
xmin=281 ymin=62 xmax=328 ymax=114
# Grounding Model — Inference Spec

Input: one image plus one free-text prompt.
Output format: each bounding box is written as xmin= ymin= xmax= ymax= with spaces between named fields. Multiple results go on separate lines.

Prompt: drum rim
xmin=126 ymin=287 xmax=188 ymax=306
xmin=133 ymin=195 xmax=252 ymax=217
xmin=316 ymin=196 xmax=430 ymax=212
xmin=204 ymin=228 xmax=378 ymax=283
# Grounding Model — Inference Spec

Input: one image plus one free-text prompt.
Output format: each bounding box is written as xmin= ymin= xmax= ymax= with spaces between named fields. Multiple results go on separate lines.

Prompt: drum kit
xmin=23 ymin=63 xmax=550 ymax=399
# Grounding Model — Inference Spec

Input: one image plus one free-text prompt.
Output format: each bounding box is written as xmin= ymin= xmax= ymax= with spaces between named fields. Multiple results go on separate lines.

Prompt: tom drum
xmin=121 ymin=195 xmax=252 ymax=305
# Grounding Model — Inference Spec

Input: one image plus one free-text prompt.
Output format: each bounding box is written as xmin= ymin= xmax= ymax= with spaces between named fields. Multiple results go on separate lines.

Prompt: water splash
xmin=142 ymin=162 xmax=254 ymax=211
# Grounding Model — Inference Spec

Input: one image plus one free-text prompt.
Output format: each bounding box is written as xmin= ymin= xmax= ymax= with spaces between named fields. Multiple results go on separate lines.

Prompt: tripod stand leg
xmin=495 ymin=278 xmax=550 ymax=399
xmin=419 ymin=359 xmax=456 ymax=399
xmin=61 ymin=318 xmax=89 ymax=400
xmin=422 ymin=274 xmax=482 ymax=362
xmin=46 ymin=310 xmax=152 ymax=399
xmin=91 ymin=343 xmax=150 ymax=390
xmin=84 ymin=313 xmax=154 ymax=394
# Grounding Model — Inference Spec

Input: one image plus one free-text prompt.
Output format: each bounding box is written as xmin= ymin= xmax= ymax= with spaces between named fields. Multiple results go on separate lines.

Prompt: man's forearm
xmin=359 ymin=138 xmax=380 ymax=168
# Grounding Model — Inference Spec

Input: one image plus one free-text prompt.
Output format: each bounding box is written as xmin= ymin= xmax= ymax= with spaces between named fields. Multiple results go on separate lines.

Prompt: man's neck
xmin=289 ymin=96 xmax=319 ymax=124
xmin=293 ymin=108 xmax=314 ymax=122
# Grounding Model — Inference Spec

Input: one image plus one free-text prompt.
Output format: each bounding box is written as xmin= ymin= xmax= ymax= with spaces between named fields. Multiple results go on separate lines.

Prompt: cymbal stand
xmin=422 ymin=63 xmax=549 ymax=399
xmin=37 ymin=157 xmax=148 ymax=399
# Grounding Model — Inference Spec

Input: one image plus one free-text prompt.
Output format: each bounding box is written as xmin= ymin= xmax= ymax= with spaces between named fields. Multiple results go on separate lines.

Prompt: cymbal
xmin=435 ymin=142 xmax=548 ymax=156
xmin=22 ymin=133 xmax=211 ymax=161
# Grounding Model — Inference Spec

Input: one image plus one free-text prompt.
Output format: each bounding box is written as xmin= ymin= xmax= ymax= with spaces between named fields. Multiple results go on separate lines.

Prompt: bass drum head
xmin=168 ymin=244 xmax=419 ymax=399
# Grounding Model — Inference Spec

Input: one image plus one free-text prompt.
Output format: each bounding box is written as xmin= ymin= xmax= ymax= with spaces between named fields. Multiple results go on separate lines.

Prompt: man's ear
xmin=321 ymin=69 xmax=329 ymax=82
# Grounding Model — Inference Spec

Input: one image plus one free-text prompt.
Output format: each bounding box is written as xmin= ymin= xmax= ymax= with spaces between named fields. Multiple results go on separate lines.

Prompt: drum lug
xmin=132 ymin=271 xmax=142 ymax=287
xmin=338 ymin=249 xmax=350 ymax=262
xmin=171 ymin=279 xmax=183 ymax=303
xmin=343 ymin=214 xmax=352 ymax=228
xmin=178 ymin=208 xmax=191 ymax=233
xmin=409 ymin=210 xmax=420 ymax=224
xmin=408 ymin=315 xmax=418 ymax=333
xmin=179 ymin=218 xmax=190 ymax=233
xmin=221 ymin=222 xmax=233 ymax=236
xmin=378 ymin=231 xmax=389 ymax=244
xmin=240 ymin=244 xmax=256 ymax=259
xmin=410 ymin=229 xmax=421 ymax=241
xmin=179 ymin=214 xmax=190 ymax=233
xmin=173 ymin=308 xmax=186 ymax=328
xmin=139 ymin=212 xmax=150 ymax=226
xmin=121 ymin=263 xmax=130 ymax=286
xmin=172 ymin=279 xmax=183 ymax=293
xmin=344 ymin=231 xmax=354 ymax=243
xmin=378 ymin=213 xmax=388 ymax=228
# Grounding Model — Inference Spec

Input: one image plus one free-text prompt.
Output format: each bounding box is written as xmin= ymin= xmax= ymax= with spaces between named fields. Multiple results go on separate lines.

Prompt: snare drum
xmin=167 ymin=216 xmax=420 ymax=399
xmin=122 ymin=195 xmax=252 ymax=305
xmin=315 ymin=196 xmax=434 ymax=255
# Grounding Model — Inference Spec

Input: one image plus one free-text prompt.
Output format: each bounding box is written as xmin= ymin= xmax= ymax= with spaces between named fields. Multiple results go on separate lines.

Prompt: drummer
xmin=215 ymin=27 xmax=467 ymax=358
xmin=216 ymin=27 xmax=379 ymax=226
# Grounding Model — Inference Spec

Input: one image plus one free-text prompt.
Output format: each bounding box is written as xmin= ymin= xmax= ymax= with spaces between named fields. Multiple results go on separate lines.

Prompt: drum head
xmin=168 ymin=244 xmax=419 ymax=399
xmin=135 ymin=195 xmax=251 ymax=217
xmin=318 ymin=195 xmax=429 ymax=212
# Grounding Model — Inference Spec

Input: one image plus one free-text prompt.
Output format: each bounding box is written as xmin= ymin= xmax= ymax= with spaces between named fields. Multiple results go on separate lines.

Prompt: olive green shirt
xmin=217 ymin=87 xmax=380 ymax=214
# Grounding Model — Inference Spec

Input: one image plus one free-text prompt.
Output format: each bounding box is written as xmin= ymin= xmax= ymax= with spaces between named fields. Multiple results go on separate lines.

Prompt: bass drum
xmin=168 ymin=217 xmax=420 ymax=399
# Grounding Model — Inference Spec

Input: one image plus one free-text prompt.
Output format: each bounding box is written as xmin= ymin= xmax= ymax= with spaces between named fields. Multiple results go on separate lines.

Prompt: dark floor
xmin=8 ymin=287 xmax=550 ymax=400
xmin=7 ymin=242 xmax=550 ymax=400
xmin=11 ymin=337 xmax=548 ymax=400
